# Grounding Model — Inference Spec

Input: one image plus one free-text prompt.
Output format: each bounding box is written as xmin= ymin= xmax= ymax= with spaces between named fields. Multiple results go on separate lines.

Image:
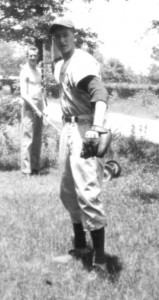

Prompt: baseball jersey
xmin=54 ymin=49 xmax=101 ymax=117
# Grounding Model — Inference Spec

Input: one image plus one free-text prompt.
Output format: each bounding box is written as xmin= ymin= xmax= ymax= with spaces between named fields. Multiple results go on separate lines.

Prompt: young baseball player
xmin=50 ymin=16 xmax=109 ymax=275
xmin=20 ymin=46 xmax=43 ymax=175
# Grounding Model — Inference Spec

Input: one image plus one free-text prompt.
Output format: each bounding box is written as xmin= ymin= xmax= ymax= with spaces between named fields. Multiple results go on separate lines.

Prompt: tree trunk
xmin=35 ymin=39 xmax=43 ymax=63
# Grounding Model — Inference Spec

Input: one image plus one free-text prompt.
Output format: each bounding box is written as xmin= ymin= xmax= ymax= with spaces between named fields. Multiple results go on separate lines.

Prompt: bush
xmin=105 ymin=83 xmax=159 ymax=101
xmin=116 ymin=84 xmax=136 ymax=98
xmin=46 ymin=83 xmax=59 ymax=98
xmin=40 ymin=125 xmax=59 ymax=170
xmin=133 ymin=90 xmax=158 ymax=107
xmin=108 ymin=130 xmax=159 ymax=170
xmin=0 ymin=78 xmax=20 ymax=94
xmin=0 ymin=125 xmax=60 ymax=171
xmin=103 ymin=58 xmax=129 ymax=83
xmin=0 ymin=90 xmax=21 ymax=170
xmin=0 ymin=90 xmax=21 ymax=126
xmin=0 ymin=90 xmax=60 ymax=171
xmin=0 ymin=111 xmax=60 ymax=171
xmin=0 ymin=123 xmax=20 ymax=170
xmin=105 ymin=83 xmax=140 ymax=98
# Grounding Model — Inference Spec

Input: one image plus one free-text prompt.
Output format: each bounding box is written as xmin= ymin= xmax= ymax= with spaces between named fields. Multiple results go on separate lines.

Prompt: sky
xmin=67 ymin=0 xmax=159 ymax=74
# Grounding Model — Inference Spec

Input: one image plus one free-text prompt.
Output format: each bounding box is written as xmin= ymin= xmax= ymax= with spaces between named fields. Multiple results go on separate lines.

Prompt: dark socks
xmin=90 ymin=227 xmax=105 ymax=265
xmin=73 ymin=223 xmax=86 ymax=249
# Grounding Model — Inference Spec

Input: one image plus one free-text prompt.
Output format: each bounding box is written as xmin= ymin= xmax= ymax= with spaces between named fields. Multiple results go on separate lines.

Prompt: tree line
xmin=0 ymin=0 xmax=159 ymax=85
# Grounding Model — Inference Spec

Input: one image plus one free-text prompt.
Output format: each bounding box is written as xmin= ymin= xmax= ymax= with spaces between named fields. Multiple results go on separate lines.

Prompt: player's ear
xmin=74 ymin=32 xmax=83 ymax=48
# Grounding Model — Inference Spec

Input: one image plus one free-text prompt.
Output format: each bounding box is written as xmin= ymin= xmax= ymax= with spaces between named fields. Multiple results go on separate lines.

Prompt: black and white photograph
xmin=0 ymin=0 xmax=159 ymax=299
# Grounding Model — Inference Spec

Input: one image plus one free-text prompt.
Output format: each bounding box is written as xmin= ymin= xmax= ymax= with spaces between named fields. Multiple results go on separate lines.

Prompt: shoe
xmin=68 ymin=247 xmax=92 ymax=263
xmin=89 ymin=263 xmax=108 ymax=280
xmin=68 ymin=248 xmax=89 ymax=260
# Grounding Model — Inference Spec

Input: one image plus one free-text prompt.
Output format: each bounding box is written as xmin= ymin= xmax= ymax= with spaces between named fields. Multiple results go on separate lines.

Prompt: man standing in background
xmin=20 ymin=46 xmax=43 ymax=176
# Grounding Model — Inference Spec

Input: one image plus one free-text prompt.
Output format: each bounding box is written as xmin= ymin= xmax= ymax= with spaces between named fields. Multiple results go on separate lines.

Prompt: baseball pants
xmin=59 ymin=115 xmax=106 ymax=231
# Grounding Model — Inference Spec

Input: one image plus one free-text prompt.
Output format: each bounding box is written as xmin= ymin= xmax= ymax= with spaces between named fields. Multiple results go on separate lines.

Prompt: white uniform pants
xmin=59 ymin=116 xmax=106 ymax=231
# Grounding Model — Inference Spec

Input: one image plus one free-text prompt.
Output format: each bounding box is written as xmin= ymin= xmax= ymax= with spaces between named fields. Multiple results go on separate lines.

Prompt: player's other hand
xmin=43 ymin=106 xmax=49 ymax=117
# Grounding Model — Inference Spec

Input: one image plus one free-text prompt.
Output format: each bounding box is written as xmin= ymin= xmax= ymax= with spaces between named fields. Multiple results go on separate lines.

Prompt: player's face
xmin=27 ymin=50 xmax=38 ymax=68
xmin=54 ymin=27 xmax=75 ymax=59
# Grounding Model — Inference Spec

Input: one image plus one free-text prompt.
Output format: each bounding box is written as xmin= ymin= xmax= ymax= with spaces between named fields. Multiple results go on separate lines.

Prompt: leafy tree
xmin=148 ymin=64 xmax=159 ymax=84
xmin=0 ymin=0 xmax=99 ymax=61
xmin=151 ymin=44 xmax=159 ymax=62
xmin=102 ymin=58 xmax=128 ymax=83
xmin=148 ymin=22 xmax=159 ymax=83
xmin=0 ymin=40 xmax=25 ymax=77
xmin=148 ymin=20 xmax=159 ymax=83
xmin=0 ymin=0 xmax=67 ymax=60
xmin=152 ymin=20 xmax=159 ymax=33
xmin=102 ymin=58 xmax=140 ymax=83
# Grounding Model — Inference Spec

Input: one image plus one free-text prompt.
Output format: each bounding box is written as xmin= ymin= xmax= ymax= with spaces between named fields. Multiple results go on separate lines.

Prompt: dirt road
xmin=106 ymin=112 xmax=159 ymax=144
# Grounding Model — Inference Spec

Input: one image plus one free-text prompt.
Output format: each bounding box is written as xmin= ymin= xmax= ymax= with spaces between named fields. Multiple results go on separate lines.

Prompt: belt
xmin=63 ymin=116 xmax=78 ymax=123
xmin=63 ymin=114 xmax=93 ymax=124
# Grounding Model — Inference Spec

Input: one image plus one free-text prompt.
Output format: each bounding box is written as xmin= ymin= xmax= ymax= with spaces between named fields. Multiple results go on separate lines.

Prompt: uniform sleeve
xmin=70 ymin=50 xmax=101 ymax=87
xmin=78 ymin=75 xmax=108 ymax=105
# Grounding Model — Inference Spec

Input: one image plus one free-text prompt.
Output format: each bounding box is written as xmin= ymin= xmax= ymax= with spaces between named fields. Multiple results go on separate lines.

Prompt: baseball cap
xmin=50 ymin=17 xmax=75 ymax=34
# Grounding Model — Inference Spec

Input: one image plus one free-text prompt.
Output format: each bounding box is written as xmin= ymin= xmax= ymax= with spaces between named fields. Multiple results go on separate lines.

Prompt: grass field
xmin=0 ymin=148 xmax=159 ymax=299
xmin=1 ymin=91 xmax=159 ymax=299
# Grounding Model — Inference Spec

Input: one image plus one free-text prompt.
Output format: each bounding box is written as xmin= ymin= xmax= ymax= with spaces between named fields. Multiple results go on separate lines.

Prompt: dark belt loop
xmin=71 ymin=116 xmax=76 ymax=123
xmin=63 ymin=115 xmax=78 ymax=123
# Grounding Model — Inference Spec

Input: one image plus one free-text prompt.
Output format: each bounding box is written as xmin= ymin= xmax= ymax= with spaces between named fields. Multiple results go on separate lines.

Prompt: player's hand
xmin=81 ymin=130 xmax=99 ymax=159
xmin=43 ymin=107 xmax=49 ymax=117
xmin=85 ymin=130 xmax=99 ymax=141
xmin=34 ymin=109 xmax=42 ymax=118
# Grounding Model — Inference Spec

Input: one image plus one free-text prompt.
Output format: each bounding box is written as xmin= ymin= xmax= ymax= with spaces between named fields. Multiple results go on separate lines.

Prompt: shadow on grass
xmin=140 ymin=192 xmax=159 ymax=204
xmin=39 ymin=169 xmax=51 ymax=176
xmin=71 ymin=248 xmax=123 ymax=283
xmin=131 ymin=190 xmax=159 ymax=204
xmin=105 ymin=253 xmax=123 ymax=283
xmin=39 ymin=167 xmax=58 ymax=176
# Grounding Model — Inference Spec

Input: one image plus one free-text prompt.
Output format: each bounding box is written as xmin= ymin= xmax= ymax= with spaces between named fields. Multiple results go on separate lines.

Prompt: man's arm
xmin=78 ymin=76 xmax=108 ymax=138
xmin=93 ymin=100 xmax=107 ymax=128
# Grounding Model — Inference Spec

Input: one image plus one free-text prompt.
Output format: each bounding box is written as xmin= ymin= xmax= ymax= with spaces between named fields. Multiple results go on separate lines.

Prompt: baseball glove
xmin=80 ymin=126 xmax=112 ymax=159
